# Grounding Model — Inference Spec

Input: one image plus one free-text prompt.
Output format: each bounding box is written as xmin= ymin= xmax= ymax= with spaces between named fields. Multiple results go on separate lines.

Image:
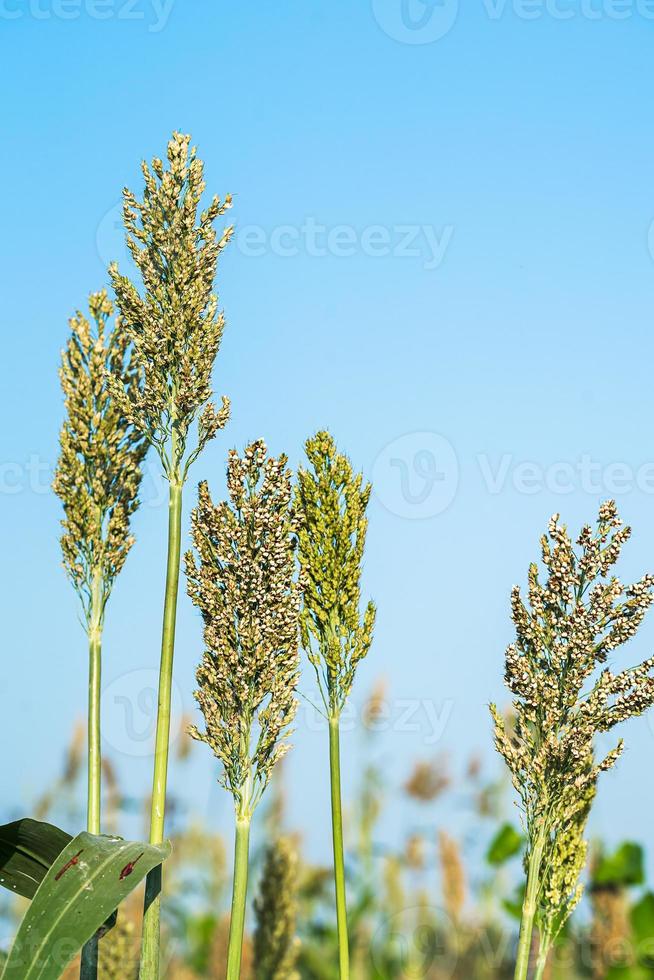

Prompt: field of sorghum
xmin=2 ymin=131 xmax=654 ymax=980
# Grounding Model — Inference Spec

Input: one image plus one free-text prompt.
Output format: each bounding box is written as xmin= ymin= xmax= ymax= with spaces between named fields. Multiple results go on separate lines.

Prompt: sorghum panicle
xmin=108 ymin=132 xmax=232 ymax=479
xmin=438 ymin=830 xmax=466 ymax=925
xmin=53 ymin=289 xmax=147 ymax=622
xmin=253 ymin=837 xmax=301 ymax=980
xmin=295 ymin=430 xmax=376 ymax=714
xmin=491 ymin=501 xmax=654 ymax=939
xmin=185 ymin=441 xmax=301 ymax=817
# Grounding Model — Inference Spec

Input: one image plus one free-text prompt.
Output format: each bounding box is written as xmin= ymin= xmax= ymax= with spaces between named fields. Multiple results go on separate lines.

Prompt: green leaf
xmin=502 ymin=882 xmax=526 ymax=921
xmin=185 ymin=913 xmax=219 ymax=975
xmin=2 ymin=831 xmax=171 ymax=980
xmin=632 ymin=892 xmax=654 ymax=967
xmin=486 ymin=823 xmax=524 ymax=866
xmin=0 ymin=819 xmax=72 ymax=899
xmin=594 ymin=843 xmax=645 ymax=887
xmin=605 ymin=966 xmax=654 ymax=980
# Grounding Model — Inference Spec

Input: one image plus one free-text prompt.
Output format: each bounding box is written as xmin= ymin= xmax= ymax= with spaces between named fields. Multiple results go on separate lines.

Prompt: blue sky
xmin=2 ymin=0 xmax=654 ymax=878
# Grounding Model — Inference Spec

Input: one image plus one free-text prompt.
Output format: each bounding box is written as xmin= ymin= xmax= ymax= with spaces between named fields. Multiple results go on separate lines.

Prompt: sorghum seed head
xmin=295 ymin=430 xmax=376 ymax=714
xmin=253 ymin=837 xmax=301 ymax=980
xmin=491 ymin=502 xmax=654 ymax=941
xmin=108 ymin=132 xmax=232 ymax=481
xmin=53 ymin=290 xmax=147 ymax=625
xmin=185 ymin=441 xmax=300 ymax=817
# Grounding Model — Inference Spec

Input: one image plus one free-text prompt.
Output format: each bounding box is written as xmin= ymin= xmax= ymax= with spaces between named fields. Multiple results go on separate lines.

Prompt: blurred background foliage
xmin=2 ymin=682 xmax=654 ymax=980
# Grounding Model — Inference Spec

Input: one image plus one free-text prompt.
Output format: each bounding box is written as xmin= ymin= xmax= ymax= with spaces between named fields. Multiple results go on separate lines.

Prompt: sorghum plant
xmin=490 ymin=502 xmax=654 ymax=980
xmin=295 ymin=430 xmax=376 ymax=979
xmin=53 ymin=289 xmax=146 ymax=978
xmin=253 ymin=837 xmax=301 ymax=980
xmin=108 ymin=132 xmax=232 ymax=976
xmin=185 ymin=441 xmax=300 ymax=980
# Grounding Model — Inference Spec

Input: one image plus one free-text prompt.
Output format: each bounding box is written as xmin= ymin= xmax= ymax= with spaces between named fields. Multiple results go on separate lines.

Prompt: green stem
xmin=226 ymin=817 xmax=251 ymax=980
xmin=140 ymin=480 xmax=183 ymax=980
xmin=533 ymin=949 xmax=548 ymax=980
xmin=87 ymin=570 xmax=103 ymax=836
xmin=329 ymin=714 xmax=349 ymax=979
xmin=534 ymin=927 xmax=552 ymax=980
xmin=514 ymin=826 xmax=546 ymax=980
xmin=81 ymin=569 xmax=103 ymax=980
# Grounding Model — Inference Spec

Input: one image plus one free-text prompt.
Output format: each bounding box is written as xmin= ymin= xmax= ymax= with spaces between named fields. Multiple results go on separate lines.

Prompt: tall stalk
xmin=54 ymin=290 xmax=146 ymax=980
xmin=80 ymin=569 xmax=104 ymax=980
xmin=226 ymin=817 xmax=251 ymax=980
xmin=86 ymin=568 xmax=104 ymax=838
xmin=139 ymin=479 xmax=182 ymax=977
xmin=329 ymin=714 xmax=349 ymax=979
xmin=185 ymin=444 xmax=300 ymax=980
xmin=295 ymin=431 xmax=376 ymax=979
xmin=108 ymin=132 xmax=233 ymax=977
xmin=513 ymin=828 xmax=546 ymax=980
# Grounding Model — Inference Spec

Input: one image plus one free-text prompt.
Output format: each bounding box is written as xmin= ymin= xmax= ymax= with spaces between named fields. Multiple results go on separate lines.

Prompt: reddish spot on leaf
xmin=55 ymin=850 xmax=84 ymax=881
xmin=119 ymin=852 xmax=144 ymax=881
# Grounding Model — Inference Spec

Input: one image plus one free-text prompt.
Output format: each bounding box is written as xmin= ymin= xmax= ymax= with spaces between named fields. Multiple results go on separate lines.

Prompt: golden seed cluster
xmin=108 ymin=132 xmax=232 ymax=481
xmin=53 ymin=290 xmax=147 ymax=624
xmin=491 ymin=501 xmax=654 ymax=941
xmin=185 ymin=441 xmax=300 ymax=818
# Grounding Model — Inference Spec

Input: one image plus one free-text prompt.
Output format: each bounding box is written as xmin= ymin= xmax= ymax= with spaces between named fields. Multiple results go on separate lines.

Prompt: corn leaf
xmin=1 ymin=831 xmax=171 ymax=980
xmin=486 ymin=822 xmax=524 ymax=866
xmin=594 ymin=842 xmax=645 ymax=888
xmin=0 ymin=818 xmax=72 ymax=900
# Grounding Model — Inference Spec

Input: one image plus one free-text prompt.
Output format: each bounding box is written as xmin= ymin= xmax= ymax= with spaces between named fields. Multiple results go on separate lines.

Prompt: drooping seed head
xmin=108 ymin=132 xmax=232 ymax=481
xmin=491 ymin=502 xmax=654 ymax=940
xmin=53 ymin=290 xmax=147 ymax=625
